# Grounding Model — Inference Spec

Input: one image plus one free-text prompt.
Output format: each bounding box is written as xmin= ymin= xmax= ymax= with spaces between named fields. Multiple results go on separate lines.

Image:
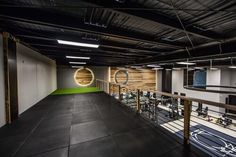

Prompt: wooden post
xmin=107 ymin=82 xmax=110 ymax=95
xmin=104 ymin=81 xmax=106 ymax=92
xmin=108 ymin=83 xmax=110 ymax=95
xmin=184 ymin=100 xmax=191 ymax=146
xmin=112 ymin=84 xmax=114 ymax=95
xmin=136 ymin=89 xmax=141 ymax=113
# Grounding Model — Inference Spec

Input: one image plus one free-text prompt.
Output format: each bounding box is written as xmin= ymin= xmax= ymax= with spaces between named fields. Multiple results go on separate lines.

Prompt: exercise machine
xmin=217 ymin=114 xmax=232 ymax=128
xmin=168 ymin=98 xmax=179 ymax=119
xmin=196 ymin=106 xmax=212 ymax=121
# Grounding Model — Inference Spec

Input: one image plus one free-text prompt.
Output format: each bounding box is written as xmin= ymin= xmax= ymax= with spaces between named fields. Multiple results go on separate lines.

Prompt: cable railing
xmin=95 ymin=79 xmax=236 ymax=156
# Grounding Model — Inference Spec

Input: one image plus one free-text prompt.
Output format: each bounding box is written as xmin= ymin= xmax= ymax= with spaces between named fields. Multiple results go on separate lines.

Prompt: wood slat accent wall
xmin=110 ymin=67 xmax=156 ymax=91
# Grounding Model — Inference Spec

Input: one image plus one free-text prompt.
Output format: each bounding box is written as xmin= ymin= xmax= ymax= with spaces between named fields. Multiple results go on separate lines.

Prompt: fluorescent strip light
xmin=57 ymin=40 xmax=99 ymax=48
xmin=187 ymin=68 xmax=194 ymax=71
xmin=147 ymin=64 xmax=160 ymax=68
xmin=176 ymin=62 xmax=196 ymax=65
xmin=194 ymin=67 xmax=204 ymax=70
xmin=210 ymin=67 xmax=218 ymax=70
xmin=159 ymin=63 xmax=168 ymax=66
xmin=66 ymin=56 xmax=90 ymax=60
xmin=130 ymin=66 xmax=142 ymax=69
xmin=166 ymin=69 xmax=172 ymax=71
xmin=71 ymin=66 xmax=83 ymax=69
xmin=152 ymin=67 xmax=163 ymax=70
xmin=172 ymin=68 xmax=182 ymax=70
xmin=69 ymin=62 xmax=86 ymax=65
xmin=229 ymin=66 xmax=236 ymax=69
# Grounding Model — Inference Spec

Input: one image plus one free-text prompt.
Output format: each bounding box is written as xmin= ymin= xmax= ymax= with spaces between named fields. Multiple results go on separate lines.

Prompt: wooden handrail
xmin=148 ymin=90 xmax=236 ymax=111
xmin=96 ymin=79 xmax=236 ymax=111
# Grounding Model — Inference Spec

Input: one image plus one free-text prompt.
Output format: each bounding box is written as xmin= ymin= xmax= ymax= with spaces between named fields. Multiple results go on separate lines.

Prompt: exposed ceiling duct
xmin=0 ymin=0 xmax=235 ymax=66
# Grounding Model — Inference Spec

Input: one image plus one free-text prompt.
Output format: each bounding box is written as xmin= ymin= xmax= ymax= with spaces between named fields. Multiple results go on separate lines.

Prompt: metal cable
xmin=170 ymin=0 xmax=195 ymax=50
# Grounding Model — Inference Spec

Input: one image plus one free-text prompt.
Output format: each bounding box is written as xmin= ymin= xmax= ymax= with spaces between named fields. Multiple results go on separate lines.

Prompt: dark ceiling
xmin=0 ymin=0 xmax=236 ymax=66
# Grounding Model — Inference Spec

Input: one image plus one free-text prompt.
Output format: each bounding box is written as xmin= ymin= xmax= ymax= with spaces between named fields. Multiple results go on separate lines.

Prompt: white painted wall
xmin=230 ymin=69 xmax=236 ymax=86
xmin=172 ymin=69 xmax=221 ymax=115
xmin=57 ymin=66 xmax=108 ymax=89
xmin=0 ymin=34 xmax=6 ymax=127
xmin=220 ymin=69 xmax=231 ymax=86
xmin=219 ymin=68 xmax=236 ymax=105
xmin=17 ymin=43 xmax=57 ymax=114
xmin=219 ymin=69 xmax=231 ymax=105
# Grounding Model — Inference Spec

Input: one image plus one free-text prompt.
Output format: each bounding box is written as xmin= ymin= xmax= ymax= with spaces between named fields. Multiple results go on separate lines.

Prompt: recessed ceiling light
xmin=66 ymin=56 xmax=90 ymax=59
xmin=69 ymin=62 xmax=86 ymax=65
xmin=176 ymin=62 xmax=196 ymax=65
xmin=57 ymin=40 xmax=99 ymax=48
xmin=228 ymin=66 xmax=236 ymax=69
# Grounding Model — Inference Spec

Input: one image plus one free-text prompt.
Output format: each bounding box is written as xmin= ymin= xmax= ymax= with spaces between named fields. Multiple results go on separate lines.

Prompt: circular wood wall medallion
xmin=74 ymin=68 xmax=94 ymax=87
xmin=114 ymin=70 xmax=129 ymax=85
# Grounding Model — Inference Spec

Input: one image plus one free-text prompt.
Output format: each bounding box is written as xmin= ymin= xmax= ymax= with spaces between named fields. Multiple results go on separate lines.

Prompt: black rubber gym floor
xmin=0 ymin=92 xmax=207 ymax=157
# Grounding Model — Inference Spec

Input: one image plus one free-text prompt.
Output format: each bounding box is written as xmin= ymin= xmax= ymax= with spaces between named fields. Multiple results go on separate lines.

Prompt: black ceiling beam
xmin=40 ymin=52 xmax=131 ymax=61
xmin=16 ymin=35 xmax=149 ymax=57
xmin=55 ymin=60 xmax=112 ymax=66
xmin=45 ymin=52 xmax=135 ymax=66
xmin=11 ymin=27 xmax=170 ymax=54
xmin=191 ymin=60 xmax=235 ymax=68
xmin=47 ymin=57 xmax=135 ymax=66
xmin=136 ymin=37 xmax=236 ymax=64
xmin=14 ymin=34 xmax=152 ymax=57
xmin=44 ymin=53 xmax=136 ymax=61
xmin=100 ymin=40 xmax=175 ymax=53
xmin=30 ymin=44 xmax=149 ymax=57
xmin=33 ymin=45 xmax=147 ymax=58
xmin=16 ymin=34 xmax=164 ymax=55
xmin=4 ymin=27 xmax=161 ymax=56
xmin=81 ymin=0 xmax=222 ymax=40
xmin=13 ymin=33 xmax=155 ymax=56
xmin=0 ymin=7 xmax=184 ymax=48
xmin=38 ymin=49 xmax=139 ymax=59
xmin=1 ymin=3 xmax=236 ymax=13
xmin=159 ymin=59 xmax=236 ymax=68
xmin=52 ymin=57 xmax=136 ymax=65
